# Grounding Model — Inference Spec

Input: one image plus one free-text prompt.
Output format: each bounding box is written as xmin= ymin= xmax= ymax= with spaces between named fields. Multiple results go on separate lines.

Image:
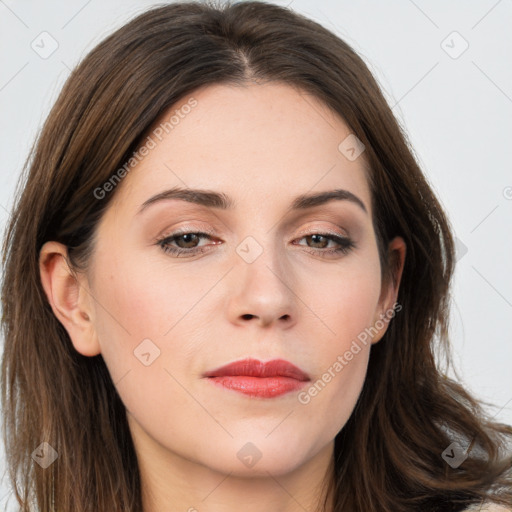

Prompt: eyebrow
xmin=138 ymin=186 xmax=367 ymax=215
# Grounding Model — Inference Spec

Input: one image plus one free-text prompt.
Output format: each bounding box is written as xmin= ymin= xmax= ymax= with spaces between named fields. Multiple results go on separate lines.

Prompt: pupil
xmin=310 ymin=234 xmax=326 ymax=248
xmin=180 ymin=234 xmax=197 ymax=247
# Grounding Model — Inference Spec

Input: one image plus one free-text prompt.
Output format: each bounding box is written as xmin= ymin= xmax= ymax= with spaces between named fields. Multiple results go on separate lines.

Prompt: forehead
xmin=109 ymin=82 xmax=372 ymax=216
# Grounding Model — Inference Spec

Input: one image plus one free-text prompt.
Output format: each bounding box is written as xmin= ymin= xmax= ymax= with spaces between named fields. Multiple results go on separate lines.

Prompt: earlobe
xmin=39 ymin=241 xmax=101 ymax=357
xmin=371 ymin=236 xmax=406 ymax=344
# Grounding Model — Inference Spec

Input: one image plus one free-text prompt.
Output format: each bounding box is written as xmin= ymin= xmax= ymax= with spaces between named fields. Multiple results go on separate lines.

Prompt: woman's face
xmin=61 ymin=83 xmax=404 ymax=479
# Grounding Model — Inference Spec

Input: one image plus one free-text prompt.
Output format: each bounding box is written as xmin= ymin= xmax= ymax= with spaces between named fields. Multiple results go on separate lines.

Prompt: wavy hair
xmin=1 ymin=1 xmax=511 ymax=510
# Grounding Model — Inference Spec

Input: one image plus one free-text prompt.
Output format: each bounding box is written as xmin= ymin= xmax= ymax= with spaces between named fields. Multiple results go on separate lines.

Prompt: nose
xmin=226 ymin=243 xmax=298 ymax=330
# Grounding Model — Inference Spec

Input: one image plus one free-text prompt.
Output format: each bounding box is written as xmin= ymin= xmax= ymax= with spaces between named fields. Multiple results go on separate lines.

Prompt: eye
xmin=293 ymin=233 xmax=356 ymax=258
xmin=156 ymin=231 xmax=216 ymax=257
xmin=156 ymin=230 xmax=356 ymax=259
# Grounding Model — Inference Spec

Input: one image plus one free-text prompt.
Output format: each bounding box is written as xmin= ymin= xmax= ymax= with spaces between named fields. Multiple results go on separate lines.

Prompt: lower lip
xmin=206 ymin=376 xmax=308 ymax=398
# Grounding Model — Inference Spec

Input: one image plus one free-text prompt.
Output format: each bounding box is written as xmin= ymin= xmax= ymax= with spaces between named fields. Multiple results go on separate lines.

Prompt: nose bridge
xmin=228 ymin=231 xmax=297 ymax=326
xmin=236 ymin=232 xmax=289 ymax=293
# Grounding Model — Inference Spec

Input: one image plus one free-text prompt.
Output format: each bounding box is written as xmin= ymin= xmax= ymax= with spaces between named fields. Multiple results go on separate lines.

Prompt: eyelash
xmin=156 ymin=230 xmax=356 ymax=258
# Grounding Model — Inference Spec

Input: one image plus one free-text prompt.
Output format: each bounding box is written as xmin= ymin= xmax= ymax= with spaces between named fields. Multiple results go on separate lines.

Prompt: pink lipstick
xmin=203 ymin=358 xmax=310 ymax=398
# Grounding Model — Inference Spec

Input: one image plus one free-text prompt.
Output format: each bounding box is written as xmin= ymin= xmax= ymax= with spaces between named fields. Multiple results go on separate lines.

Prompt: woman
xmin=1 ymin=1 xmax=510 ymax=511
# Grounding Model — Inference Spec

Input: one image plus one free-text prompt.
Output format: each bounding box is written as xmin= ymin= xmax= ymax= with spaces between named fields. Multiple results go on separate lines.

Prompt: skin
xmin=40 ymin=82 xmax=406 ymax=512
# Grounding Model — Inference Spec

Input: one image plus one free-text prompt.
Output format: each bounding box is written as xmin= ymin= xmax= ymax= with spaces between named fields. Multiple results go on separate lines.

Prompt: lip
xmin=203 ymin=358 xmax=310 ymax=398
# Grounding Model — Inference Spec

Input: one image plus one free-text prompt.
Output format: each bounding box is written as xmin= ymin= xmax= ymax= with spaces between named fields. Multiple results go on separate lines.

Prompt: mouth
xmin=202 ymin=358 xmax=311 ymax=398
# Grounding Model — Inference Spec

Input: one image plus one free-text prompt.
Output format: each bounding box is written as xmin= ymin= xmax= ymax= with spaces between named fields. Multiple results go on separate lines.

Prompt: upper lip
xmin=203 ymin=358 xmax=310 ymax=381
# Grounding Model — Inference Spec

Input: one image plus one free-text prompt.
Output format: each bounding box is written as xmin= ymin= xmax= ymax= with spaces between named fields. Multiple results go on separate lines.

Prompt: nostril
xmin=242 ymin=314 xmax=255 ymax=320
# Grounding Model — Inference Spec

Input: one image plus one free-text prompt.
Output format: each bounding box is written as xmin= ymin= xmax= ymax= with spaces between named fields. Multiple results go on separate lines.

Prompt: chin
xmin=201 ymin=433 xmax=322 ymax=477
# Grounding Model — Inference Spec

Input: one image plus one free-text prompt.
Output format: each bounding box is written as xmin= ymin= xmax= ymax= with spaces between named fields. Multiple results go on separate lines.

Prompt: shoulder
xmin=463 ymin=505 xmax=511 ymax=512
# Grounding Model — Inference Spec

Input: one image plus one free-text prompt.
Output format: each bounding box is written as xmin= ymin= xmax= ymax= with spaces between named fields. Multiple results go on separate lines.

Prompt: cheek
xmin=91 ymin=247 xmax=214 ymax=355
xmin=89 ymin=247 xmax=221 ymax=413
xmin=89 ymin=255 xmax=200 ymax=435
xmin=299 ymin=347 xmax=370 ymax=447
xmin=295 ymin=261 xmax=380 ymax=435
xmin=304 ymin=256 xmax=382 ymax=356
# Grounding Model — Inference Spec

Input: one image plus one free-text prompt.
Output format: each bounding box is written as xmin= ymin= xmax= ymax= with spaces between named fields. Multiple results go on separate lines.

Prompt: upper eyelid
xmin=294 ymin=225 xmax=349 ymax=238
xmin=159 ymin=220 xmax=351 ymax=239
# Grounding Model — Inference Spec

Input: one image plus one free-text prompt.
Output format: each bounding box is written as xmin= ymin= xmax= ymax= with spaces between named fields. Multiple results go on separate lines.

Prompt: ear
xmin=370 ymin=236 xmax=406 ymax=344
xmin=39 ymin=241 xmax=101 ymax=357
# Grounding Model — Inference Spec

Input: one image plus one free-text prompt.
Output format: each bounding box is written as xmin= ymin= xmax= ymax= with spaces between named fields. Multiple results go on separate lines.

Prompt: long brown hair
xmin=2 ymin=1 xmax=511 ymax=510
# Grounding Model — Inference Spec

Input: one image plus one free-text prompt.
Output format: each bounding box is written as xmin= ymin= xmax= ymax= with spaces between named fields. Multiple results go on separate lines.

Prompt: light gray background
xmin=1 ymin=0 xmax=511 ymax=508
